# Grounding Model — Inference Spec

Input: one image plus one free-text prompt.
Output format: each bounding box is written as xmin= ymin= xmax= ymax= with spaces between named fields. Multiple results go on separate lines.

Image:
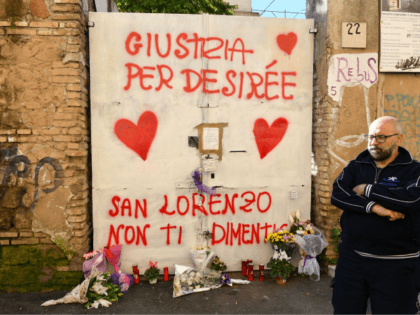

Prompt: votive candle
xmin=164 ymin=267 xmax=169 ymax=281
xmin=132 ymin=264 xmax=140 ymax=284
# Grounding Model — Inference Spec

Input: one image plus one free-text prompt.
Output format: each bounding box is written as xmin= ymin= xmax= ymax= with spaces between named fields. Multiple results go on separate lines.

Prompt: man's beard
xmin=368 ymin=144 xmax=395 ymax=161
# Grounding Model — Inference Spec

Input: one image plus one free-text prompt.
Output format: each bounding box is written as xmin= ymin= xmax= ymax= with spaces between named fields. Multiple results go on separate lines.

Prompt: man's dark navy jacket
xmin=331 ymin=146 xmax=420 ymax=257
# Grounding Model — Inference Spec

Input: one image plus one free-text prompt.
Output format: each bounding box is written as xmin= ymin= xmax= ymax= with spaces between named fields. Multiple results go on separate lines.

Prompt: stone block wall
xmin=0 ymin=0 xmax=91 ymax=292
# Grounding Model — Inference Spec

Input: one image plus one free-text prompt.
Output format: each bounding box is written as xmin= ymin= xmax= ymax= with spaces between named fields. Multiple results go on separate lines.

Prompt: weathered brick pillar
xmin=307 ymin=0 xmax=380 ymax=264
xmin=0 ymin=0 xmax=91 ymax=291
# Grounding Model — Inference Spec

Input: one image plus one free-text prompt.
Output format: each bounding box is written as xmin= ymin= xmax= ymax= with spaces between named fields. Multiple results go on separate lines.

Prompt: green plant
xmin=267 ymin=258 xmax=296 ymax=280
xmin=114 ymin=0 xmax=237 ymax=15
xmin=321 ymin=256 xmax=338 ymax=265
xmin=320 ymin=228 xmax=341 ymax=265
xmin=331 ymin=228 xmax=341 ymax=253
xmin=144 ymin=261 xmax=160 ymax=281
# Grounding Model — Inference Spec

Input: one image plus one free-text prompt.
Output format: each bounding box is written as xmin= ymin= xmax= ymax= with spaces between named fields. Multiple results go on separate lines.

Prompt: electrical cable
xmin=260 ymin=0 xmax=277 ymax=15
xmin=253 ymin=9 xmax=305 ymax=14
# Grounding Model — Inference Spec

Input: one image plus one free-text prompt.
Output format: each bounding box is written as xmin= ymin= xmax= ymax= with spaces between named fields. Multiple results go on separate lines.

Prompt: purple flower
xmin=221 ymin=273 xmax=231 ymax=285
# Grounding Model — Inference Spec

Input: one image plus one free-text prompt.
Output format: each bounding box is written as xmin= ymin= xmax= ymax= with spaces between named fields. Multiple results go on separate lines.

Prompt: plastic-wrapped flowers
xmin=211 ymin=256 xmax=227 ymax=271
xmin=173 ymin=265 xmax=244 ymax=298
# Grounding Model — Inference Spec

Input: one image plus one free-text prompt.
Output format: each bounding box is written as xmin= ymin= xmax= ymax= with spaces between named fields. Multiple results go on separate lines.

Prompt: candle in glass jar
xmin=242 ymin=260 xmax=247 ymax=276
xmin=132 ymin=264 xmax=140 ymax=284
xmin=248 ymin=263 xmax=254 ymax=281
xmin=164 ymin=267 xmax=169 ymax=281
xmin=246 ymin=259 xmax=252 ymax=276
xmin=259 ymin=264 xmax=265 ymax=282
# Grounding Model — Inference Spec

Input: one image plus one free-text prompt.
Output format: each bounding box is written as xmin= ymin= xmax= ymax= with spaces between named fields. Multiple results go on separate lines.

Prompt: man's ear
xmin=396 ymin=133 xmax=403 ymax=145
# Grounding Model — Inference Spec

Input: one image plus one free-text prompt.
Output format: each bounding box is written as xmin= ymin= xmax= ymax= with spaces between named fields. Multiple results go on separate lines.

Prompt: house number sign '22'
xmin=341 ymin=22 xmax=367 ymax=49
xmin=346 ymin=23 xmax=362 ymax=35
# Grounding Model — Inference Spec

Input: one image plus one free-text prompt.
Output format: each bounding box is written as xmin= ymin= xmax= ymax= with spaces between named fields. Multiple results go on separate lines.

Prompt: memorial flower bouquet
xmin=173 ymin=265 xmax=242 ymax=298
xmin=289 ymin=209 xmax=315 ymax=236
xmin=211 ymin=256 xmax=227 ymax=271
xmin=144 ymin=261 xmax=160 ymax=284
xmin=41 ymin=265 xmax=124 ymax=309
xmin=290 ymin=220 xmax=315 ymax=236
xmin=265 ymin=229 xmax=298 ymax=258
xmin=267 ymin=257 xmax=296 ymax=282
xmin=84 ymin=271 xmax=123 ymax=309
xmin=175 ymin=269 xmax=206 ymax=292
xmin=82 ymin=245 xmax=133 ymax=293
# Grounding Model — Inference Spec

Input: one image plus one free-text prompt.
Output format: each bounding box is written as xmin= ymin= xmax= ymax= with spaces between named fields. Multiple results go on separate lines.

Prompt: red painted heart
xmin=253 ymin=117 xmax=289 ymax=159
xmin=114 ymin=111 xmax=158 ymax=161
xmin=276 ymin=32 xmax=298 ymax=55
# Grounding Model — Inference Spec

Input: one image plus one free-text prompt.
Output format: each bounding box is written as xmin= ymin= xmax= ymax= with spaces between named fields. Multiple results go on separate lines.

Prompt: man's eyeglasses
xmin=364 ymin=134 xmax=400 ymax=143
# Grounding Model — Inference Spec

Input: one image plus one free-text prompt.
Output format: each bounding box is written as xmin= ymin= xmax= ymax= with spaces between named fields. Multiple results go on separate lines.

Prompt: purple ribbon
xmin=303 ymin=255 xmax=314 ymax=268
xmin=193 ymin=169 xmax=216 ymax=196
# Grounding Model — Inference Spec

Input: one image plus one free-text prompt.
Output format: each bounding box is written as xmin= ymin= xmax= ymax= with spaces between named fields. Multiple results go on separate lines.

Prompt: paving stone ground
xmin=0 ymin=272 xmax=334 ymax=314
xmin=2 ymin=271 xmax=418 ymax=314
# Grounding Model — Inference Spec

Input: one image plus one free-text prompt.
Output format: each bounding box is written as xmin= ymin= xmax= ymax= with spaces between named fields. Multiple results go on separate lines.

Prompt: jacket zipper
xmin=374 ymin=165 xmax=383 ymax=183
xmin=374 ymin=163 xmax=397 ymax=183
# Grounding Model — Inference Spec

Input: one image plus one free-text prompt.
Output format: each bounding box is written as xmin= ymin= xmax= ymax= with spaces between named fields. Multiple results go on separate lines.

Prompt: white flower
xmin=305 ymin=225 xmax=312 ymax=231
xmin=289 ymin=214 xmax=294 ymax=224
xmin=96 ymin=274 xmax=106 ymax=282
xmin=296 ymin=230 xmax=305 ymax=235
xmin=278 ymin=250 xmax=291 ymax=261
xmin=196 ymin=272 xmax=202 ymax=278
xmin=98 ymin=299 xmax=112 ymax=307
xmin=87 ymin=301 xmax=100 ymax=309
xmin=190 ymin=272 xmax=196 ymax=277
xmin=91 ymin=283 xmax=108 ymax=296
xmin=187 ymin=279 xmax=193 ymax=286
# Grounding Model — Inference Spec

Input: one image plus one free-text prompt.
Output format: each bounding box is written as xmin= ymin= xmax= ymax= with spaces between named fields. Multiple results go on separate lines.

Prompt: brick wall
xmin=307 ymin=0 xmax=381 ymax=264
xmin=307 ymin=0 xmax=341 ymax=263
xmin=0 ymin=0 xmax=91 ymax=292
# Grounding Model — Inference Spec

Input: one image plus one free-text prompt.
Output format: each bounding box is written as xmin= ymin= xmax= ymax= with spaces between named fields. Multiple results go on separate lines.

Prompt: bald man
xmin=331 ymin=116 xmax=420 ymax=314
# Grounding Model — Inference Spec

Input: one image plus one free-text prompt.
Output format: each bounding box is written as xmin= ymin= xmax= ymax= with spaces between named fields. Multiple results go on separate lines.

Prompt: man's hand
xmin=353 ymin=184 xmax=366 ymax=196
xmin=371 ymin=204 xmax=405 ymax=221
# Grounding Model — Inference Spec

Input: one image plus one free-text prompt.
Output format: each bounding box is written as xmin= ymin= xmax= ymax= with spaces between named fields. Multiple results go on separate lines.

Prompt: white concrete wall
xmin=89 ymin=12 xmax=314 ymax=274
xmin=94 ymin=0 xmax=119 ymax=12
xmin=232 ymin=0 xmax=252 ymax=12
